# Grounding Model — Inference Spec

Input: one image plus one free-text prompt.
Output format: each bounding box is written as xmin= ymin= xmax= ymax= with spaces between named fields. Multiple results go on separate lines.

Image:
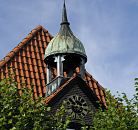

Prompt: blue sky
xmin=0 ymin=0 xmax=138 ymax=98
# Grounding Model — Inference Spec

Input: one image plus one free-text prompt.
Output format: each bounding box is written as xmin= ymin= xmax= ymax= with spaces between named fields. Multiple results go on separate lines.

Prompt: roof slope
xmin=0 ymin=25 xmax=52 ymax=97
xmin=0 ymin=25 xmax=106 ymax=107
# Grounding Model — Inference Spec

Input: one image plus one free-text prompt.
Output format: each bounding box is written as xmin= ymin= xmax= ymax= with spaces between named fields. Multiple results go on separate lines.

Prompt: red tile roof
xmin=0 ymin=25 xmax=52 ymax=97
xmin=0 ymin=25 xmax=106 ymax=107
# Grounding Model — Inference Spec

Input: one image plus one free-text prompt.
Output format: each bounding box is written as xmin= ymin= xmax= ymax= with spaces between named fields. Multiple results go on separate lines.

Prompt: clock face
xmin=66 ymin=95 xmax=88 ymax=118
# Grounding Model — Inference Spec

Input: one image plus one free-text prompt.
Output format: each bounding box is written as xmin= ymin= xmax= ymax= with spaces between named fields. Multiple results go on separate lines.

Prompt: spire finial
xmin=61 ymin=0 xmax=70 ymax=25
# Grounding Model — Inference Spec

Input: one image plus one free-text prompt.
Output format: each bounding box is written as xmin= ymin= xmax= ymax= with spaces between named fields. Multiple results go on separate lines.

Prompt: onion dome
xmin=44 ymin=1 xmax=87 ymax=63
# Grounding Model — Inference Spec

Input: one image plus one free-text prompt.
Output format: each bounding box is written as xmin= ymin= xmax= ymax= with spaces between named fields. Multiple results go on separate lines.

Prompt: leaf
xmin=135 ymin=78 xmax=138 ymax=81
xmin=8 ymin=119 xmax=12 ymax=124
xmin=8 ymin=112 xmax=12 ymax=116
xmin=47 ymin=107 xmax=51 ymax=112
xmin=10 ymin=127 xmax=16 ymax=130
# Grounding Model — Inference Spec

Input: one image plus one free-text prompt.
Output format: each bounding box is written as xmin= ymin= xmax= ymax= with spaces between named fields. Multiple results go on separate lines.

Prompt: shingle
xmin=41 ymin=79 xmax=46 ymax=87
xmin=46 ymin=36 xmax=51 ymax=42
xmin=28 ymin=57 xmax=32 ymax=65
xmin=40 ymin=73 xmax=45 ymax=80
xmin=35 ymin=46 xmax=39 ymax=53
xmin=30 ymin=44 xmax=35 ymax=52
xmin=19 ymin=63 xmax=23 ymax=70
xmin=31 ymin=79 xmax=36 ymax=86
xmin=26 ymin=46 xmax=30 ymax=52
xmin=15 ymin=69 xmax=19 ymax=76
xmin=34 ymin=66 xmax=38 ymax=73
xmin=25 ymin=71 xmax=29 ymax=78
xmin=43 ymin=41 xmax=47 ymax=48
xmin=26 ymin=78 xmax=31 ymax=85
xmin=38 ymin=66 xmax=43 ymax=73
xmin=22 ymin=57 xmax=27 ymax=64
xmin=22 ymin=51 xmax=26 ymax=57
xmin=20 ymin=70 xmax=24 ymax=77
xmin=32 ymin=59 xmax=37 ymax=66
xmin=14 ymin=62 xmax=18 ymax=69
xmin=26 ymin=51 xmax=31 ymax=58
xmin=40 ymin=47 xmax=44 ymax=54
xmin=31 ymin=51 xmax=36 ymax=59
xmin=24 ymin=63 xmax=29 ymax=71
xmin=18 ymin=56 xmax=22 ymax=62
xmin=36 ymin=79 xmax=41 ymax=86
xmin=36 ymin=53 xmax=41 ymax=60
xmin=35 ymin=72 xmax=39 ymax=79
xmin=33 ymin=85 xmax=38 ymax=98
xmin=5 ymin=65 xmax=9 ymax=73
xmin=30 ymin=71 xmax=35 ymax=78
xmin=93 ymin=82 xmax=98 ymax=89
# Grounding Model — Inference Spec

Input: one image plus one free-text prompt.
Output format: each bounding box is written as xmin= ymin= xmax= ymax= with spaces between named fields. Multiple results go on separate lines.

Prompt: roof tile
xmin=25 ymin=71 xmax=29 ymax=78
xmin=32 ymin=59 xmax=37 ymax=66
xmin=24 ymin=64 xmax=28 ymax=71
xmin=23 ymin=57 xmax=27 ymax=64
xmin=26 ymin=78 xmax=31 ymax=85
xmin=35 ymin=46 xmax=39 ymax=53
xmin=31 ymin=51 xmax=36 ymax=59
xmin=28 ymin=57 xmax=32 ymax=64
xmin=31 ymin=79 xmax=36 ymax=86
xmin=46 ymin=36 xmax=51 ymax=42
xmin=30 ymin=71 xmax=35 ymax=78
xmin=93 ymin=82 xmax=98 ymax=89
xmin=15 ymin=69 xmax=19 ymax=76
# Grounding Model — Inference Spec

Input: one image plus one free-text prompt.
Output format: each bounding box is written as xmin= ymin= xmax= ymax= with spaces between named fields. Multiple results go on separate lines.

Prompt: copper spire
xmin=60 ymin=0 xmax=70 ymax=25
xmin=45 ymin=0 xmax=87 ymax=62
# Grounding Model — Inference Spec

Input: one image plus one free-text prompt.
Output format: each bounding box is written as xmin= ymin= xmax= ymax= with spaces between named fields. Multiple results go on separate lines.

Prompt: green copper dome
xmin=44 ymin=1 xmax=87 ymax=62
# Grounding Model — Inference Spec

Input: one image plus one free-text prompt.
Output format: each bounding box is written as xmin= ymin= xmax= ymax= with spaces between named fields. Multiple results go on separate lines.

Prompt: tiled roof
xmin=84 ymin=71 xmax=106 ymax=107
xmin=0 ymin=25 xmax=106 ymax=107
xmin=0 ymin=25 xmax=53 ymax=97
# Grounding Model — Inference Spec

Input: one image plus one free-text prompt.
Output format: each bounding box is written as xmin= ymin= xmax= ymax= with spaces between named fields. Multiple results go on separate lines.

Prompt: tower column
xmin=80 ymin=58 xmax=85 ymax=78
xmin=55 ymin=55 xmax=65 ymax=77
xmin=46 ymin=65 xmax=51 ymax=84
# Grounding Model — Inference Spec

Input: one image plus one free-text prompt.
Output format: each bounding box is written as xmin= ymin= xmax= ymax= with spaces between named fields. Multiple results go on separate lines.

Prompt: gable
xmin=47 ymin=76 xmax=97 ymax=125
xmin=46 ymin=73 xmax=106 ymax=108
xmin=47 ymin=76 xmax=100 ymax=108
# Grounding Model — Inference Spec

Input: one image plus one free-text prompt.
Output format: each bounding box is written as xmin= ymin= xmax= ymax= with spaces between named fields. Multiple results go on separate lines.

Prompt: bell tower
xmin=44 ymin=1 xmax=87 ymax=97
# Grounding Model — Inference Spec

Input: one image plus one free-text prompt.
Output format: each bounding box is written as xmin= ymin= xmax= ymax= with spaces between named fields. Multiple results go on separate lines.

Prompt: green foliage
xmin=89 ymin=78 xmax=138 ymax=130
xmin=0 ymin=78 xmax=69 ymax=130
xmin=1 ymin=77 xmax=138 ymax=130
xmin=50 ymin=104 xmax=71 ymax=130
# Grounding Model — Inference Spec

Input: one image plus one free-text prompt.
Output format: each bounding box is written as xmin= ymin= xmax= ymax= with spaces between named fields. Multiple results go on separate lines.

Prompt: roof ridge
xmin=0 ymin=25 xmax=51 ymax=68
